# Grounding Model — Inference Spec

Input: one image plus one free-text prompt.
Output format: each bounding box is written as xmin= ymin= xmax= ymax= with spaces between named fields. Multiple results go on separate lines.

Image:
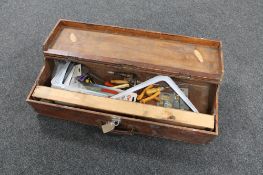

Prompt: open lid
xmin=43 ymin=19 xmax=224 ymax=83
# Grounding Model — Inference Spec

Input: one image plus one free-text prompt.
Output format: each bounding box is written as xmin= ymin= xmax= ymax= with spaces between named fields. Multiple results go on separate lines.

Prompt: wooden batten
xmin=32 ymin=86 xmax=215 ymax=130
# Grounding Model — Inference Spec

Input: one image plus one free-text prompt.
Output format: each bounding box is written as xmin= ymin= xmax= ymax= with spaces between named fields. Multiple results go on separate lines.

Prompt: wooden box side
xmin=26 ymin=96 xmax=217 ymax=144
xmin=25 ymin=55 xmax=218 ymax=144
xmin=25 ymin=67 xmax=218 ymax=145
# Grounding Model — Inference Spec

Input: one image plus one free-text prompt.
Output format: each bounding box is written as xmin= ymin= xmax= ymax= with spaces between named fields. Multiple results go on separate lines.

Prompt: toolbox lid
xmin=43 ymin=19 xmax=224 ymax=83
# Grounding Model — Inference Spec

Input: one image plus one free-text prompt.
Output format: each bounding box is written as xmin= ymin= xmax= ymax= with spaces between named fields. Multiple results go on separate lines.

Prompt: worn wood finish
xmin=26 ymin=19 xmax=223 ymax=144
xmin=50 ymin=28 xmax=220 ymax=74
xmin=59 ymin=20 xmax=220 ymax=47
xmin=37 ymin=60 xmax=54 ymax=86
xmin=43 ymin=19 xmax=223 ymax=82
xmin=45 ymin=55 xmax=221 ymax=84
xmin=26 ymin=60 xmax=219 ymax=144
xmin=27 ymin=96 xmax=217 ymax=144
xmin=32 ymin=86 xmax=215 ymax=130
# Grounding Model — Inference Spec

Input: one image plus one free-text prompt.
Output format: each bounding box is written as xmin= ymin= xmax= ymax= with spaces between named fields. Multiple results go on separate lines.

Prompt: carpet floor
xmin=0 ymin=0 xmax=262 ymax=174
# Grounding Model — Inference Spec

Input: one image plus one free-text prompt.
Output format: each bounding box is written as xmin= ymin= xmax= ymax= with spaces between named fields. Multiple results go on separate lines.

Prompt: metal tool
xmin=62 ymin=62 xmax=76 ymax=83
xmin=111 ymin=75 xmax=199 ymax=112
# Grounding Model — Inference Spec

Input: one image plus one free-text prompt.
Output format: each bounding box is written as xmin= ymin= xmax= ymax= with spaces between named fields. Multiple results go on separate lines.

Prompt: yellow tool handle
xmin=110 ymin=80 xmax=129 ymax=84
xmin=137 ymin=84 xmax=153 ymax=100
xmin=113 ymin=84 xmax=130 ymax=89
xmin=140 ymin=91 xmax=161 ymax=104
xmin=154 ymin=97 xmax=160 ymax=102
xmin=146 ymin=87 xmax=163 ymax=96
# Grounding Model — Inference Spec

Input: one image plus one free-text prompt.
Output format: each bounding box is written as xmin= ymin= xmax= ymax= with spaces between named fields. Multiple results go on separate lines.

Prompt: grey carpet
xmin=0 ymin=0 xmax=262 ymax=174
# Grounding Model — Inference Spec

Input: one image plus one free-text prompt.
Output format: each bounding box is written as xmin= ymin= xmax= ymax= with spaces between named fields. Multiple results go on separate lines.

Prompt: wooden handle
xmin=137 ymin=84 xmax=153 ymax=100
xmin=110 ymin=80 xmax=129 ymax=84
xmin=140 ymin=91 xmax=161 ymax=103
xmin=146 ymin=87 xmax=163 ymax=96
xmin=154 ymin=97 xmax=160 ymax=102
xmin=113 ymin=84 xmax=130 ymax=89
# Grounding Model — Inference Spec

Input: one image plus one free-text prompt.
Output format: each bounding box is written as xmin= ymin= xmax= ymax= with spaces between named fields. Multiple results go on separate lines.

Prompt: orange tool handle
xmin=104 ymin=82 xmax=114 ymax=87
xmin=154 ymin=97 xmax=160 ymax=102
xmin=146 ymin=87 xmax=163 ymax=96
xmin=101 ymin=88 xmax=119 ymax=94
xmin=140 ymin=91 xmax=161 ymax=104
xmin=137 ymin=84 xmax=154 ymax=101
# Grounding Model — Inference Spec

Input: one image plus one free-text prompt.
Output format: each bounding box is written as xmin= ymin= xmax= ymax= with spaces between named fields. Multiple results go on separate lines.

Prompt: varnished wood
xmin=219 ymin=42 xmax=224 ymax=82
xmin=43 ymin=20 xmax=63 ymax=51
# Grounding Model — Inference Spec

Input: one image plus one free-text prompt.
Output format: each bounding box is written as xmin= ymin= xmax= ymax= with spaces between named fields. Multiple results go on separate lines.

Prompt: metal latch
xmin=101 ymin=116 xmax=121 ymax=133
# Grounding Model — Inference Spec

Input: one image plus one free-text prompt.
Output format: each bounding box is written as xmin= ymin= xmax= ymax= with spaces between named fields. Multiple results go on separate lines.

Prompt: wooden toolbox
xmin=26 ymin=19 xmax=224 ymax=144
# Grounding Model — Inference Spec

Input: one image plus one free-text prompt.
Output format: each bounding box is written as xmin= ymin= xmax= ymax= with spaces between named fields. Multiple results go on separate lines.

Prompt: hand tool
xmin=107 ymin=71 xmax=135 ymax=79
xmin=154 ymin=97 xmax=160 ymax=102
xmin=110 ymin=80 xmax=129 ymax=84
xmin=85 ymin=78 xmax=95 ymax=84
xmin=104 ymin=81 xmax=114 ymax=87
xmin=140 ymin=91 xmax=161 ymax=104
xmin=78 ymin=74 xmax=89 ymax=82
xmin=137 ymin=85 xmax=153 ymax=100
xmin=87 ymin=71 xmax=104 ymax=83
xmin=113 ymin=84 xmax=130 ymax=89
xmin=146 ymin=87 xmax=164 ymax=96
xmin=62 ymin=62 xmax=76 ymax=83
xmin=111 ymin=75 xmax=199 ymax=113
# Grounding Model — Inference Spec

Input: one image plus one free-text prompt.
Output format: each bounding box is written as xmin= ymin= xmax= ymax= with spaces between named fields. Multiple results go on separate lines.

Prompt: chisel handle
xmin=110 ymin=80 xmax=129 ymax=84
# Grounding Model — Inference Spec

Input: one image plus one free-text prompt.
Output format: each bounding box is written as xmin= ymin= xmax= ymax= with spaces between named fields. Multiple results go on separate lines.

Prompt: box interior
xmin=34 ymin=58 xmax=218 ymax=116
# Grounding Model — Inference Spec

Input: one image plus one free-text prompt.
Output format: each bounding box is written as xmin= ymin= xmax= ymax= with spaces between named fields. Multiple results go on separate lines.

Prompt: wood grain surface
xmin=32 ymin=86 xmax=215 ymax=130
xmin=50 ymin=28 xmax=221 ymax=75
